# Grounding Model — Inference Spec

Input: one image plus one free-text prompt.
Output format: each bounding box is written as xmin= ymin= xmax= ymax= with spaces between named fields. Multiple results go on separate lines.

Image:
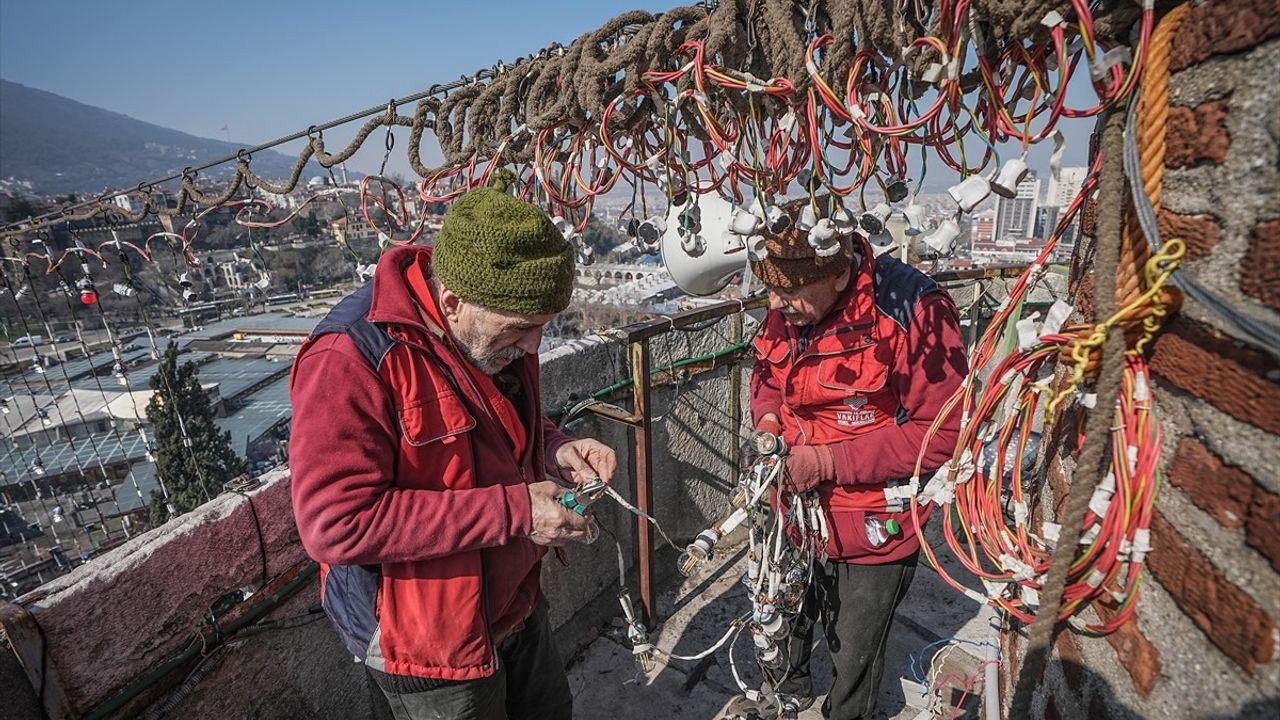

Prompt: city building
xmin=994 ymin=171 xmax=1040 ymax=244
xmin=1044 ymin=166 xmax=1089 ymax=209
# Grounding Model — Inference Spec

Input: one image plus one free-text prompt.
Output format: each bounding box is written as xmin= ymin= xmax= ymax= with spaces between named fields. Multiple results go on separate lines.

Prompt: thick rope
xmin=1116 ymin=3 xmax=1188 ymax=308
xmin=0 ymin=0 xmax=1145 ymax=238
xmin=1008 ymin=108 xmax=1129 ymax=720
xmin=1057 ymin=3 xmax=1187 ymax=376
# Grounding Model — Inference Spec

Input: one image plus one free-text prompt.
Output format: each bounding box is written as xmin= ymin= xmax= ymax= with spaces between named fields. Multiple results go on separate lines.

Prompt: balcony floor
xmin=566 ymin=524 xmax=991 ymax=719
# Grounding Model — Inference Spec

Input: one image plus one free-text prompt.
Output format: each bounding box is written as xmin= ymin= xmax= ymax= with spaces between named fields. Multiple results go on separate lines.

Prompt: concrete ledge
xmin=4 ymin=469 xmax=301 ymax=718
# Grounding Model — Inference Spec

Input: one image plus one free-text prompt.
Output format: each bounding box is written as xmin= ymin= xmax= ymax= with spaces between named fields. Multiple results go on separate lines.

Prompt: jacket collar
xmin=366 ymin=244 xmax=446 ymax=339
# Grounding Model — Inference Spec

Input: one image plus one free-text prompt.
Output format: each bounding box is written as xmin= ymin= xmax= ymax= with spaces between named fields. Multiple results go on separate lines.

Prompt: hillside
xmin=0 ymin=79 xmax=323 ymax=195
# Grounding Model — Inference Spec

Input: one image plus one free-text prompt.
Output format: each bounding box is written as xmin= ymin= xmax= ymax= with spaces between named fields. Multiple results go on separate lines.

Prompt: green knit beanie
xmin=433 ymin=171 xmax=575 ymax=315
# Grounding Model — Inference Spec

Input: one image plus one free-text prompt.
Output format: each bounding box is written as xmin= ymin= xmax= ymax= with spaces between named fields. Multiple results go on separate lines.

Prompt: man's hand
xmin=527 ymin=480 xmax=591 ymax=546
xmin=783 ymin=445 xmax=836 ymax=494
xmin=756 ymin=413 xmax=782 ymax=437
xmin=554 ymin=438 xmax=618 ymax=486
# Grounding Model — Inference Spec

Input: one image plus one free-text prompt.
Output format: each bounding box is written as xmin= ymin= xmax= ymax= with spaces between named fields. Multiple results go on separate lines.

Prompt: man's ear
xmin=835 ymin=265 xmax=853 ymax=294
xmin=438 ymin=284 xmax=463 ymax=321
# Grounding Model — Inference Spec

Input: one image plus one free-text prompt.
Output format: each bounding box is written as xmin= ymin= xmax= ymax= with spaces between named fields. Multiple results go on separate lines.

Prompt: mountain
xmin=0 ymin=79 xmax=325 ymax=195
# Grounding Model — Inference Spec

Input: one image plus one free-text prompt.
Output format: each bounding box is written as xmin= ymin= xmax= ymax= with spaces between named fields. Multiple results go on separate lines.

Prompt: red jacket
xmin=289 ymin=245 xmax=572 ymax=684
xmin=751 ymin=238 xmax=966 ymax=563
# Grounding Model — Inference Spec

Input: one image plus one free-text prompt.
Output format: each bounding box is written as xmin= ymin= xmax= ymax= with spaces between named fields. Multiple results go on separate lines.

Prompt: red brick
xmin=1167 ymin=437 xmax=1255 ymax=528
xmin=1240 ymin=219 xmax=1280 ymax=311
xmin=1147 ymin=512 xmax=1276 ymax=672
xmin=1094 ymin=600 xmax=1161 ymax=696
xmin=1166 ymin=101 xmax=1231 ymax=168
xmin=1171 ymin=0 xmax=1280 ymax=71
xmin=1247 ymin=489 xmax=1280 ymax=572
xmin=1150 ymin=318 xmax=1280 ymax=436
xmin=1157 ymin=210 xmax=1221 ymax=261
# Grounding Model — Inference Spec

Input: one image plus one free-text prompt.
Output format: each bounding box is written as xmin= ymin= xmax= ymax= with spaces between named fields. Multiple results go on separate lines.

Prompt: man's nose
xmin=516 ymin=327 xmax=544 ymax=355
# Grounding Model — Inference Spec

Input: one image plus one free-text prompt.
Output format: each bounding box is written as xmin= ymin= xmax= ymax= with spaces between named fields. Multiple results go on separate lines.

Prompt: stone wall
xmin=1028 ymin=3 xmax=1280 ymax=718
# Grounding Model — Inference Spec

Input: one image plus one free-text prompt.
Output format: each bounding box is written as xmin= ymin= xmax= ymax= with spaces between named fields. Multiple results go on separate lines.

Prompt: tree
xmin=145 ymin=344 xmax=244 ymax=525
xmin=291 ymin=213 xmax=321 ymax=239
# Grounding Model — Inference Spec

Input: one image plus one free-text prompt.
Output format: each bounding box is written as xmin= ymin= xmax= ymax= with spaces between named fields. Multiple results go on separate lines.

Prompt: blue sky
xmin=0 ymin=0 xmax=1095 ymax=184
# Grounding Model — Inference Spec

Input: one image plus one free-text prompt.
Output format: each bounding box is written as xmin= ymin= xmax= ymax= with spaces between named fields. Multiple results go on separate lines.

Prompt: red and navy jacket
xmin=751 ymin=236 xmax=967 ymax=563
xmin=289 ymin=245 xmax=573 ymax=686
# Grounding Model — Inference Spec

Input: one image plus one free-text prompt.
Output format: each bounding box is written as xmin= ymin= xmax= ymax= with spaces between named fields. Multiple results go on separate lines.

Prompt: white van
xmin=11 ymin=335 xmax=44 ymax=348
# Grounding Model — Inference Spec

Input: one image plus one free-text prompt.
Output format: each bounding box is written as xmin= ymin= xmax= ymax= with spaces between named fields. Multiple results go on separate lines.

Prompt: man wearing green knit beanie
xmin=289 ymin=170 xmax=616 ymax=720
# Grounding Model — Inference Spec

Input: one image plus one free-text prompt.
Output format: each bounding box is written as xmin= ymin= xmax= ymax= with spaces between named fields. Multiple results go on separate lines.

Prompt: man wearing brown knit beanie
xmin=743 ymin=198 xmax=968 ymax=720
xmin=290 ymin=172 xmax=616 ymax=720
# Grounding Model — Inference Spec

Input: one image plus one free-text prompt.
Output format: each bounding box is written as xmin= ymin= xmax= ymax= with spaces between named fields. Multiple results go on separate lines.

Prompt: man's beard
xmin=455 ymin=330 xmax=525 ymax=375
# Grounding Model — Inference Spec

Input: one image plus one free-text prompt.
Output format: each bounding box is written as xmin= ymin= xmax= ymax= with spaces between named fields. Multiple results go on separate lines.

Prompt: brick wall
xmin=1026 ymin=3 xmax=1280 ymax=718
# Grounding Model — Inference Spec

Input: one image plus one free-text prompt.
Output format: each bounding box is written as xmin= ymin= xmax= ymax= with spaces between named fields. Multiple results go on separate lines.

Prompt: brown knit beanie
xmin=749 ymin=198 xmax=853 ymax=289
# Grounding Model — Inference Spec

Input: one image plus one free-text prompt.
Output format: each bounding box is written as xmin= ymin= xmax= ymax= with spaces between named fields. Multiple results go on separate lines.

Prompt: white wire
xmin=652 ymin=612 xmax=752 ymax=661
xmin=601 ymin=484 xmax=680 ymax=550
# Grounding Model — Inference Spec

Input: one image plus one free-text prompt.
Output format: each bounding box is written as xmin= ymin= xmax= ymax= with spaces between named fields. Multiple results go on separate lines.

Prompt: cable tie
xmin=919 ymin=63 xmax=944 ymax=84
xmin=1080 ymin=524 xmax=1101 ymax=545
xmin=1016 ymin=313 xmax=1042 ymax=351
xmin=1127 ymin=445 xmax=1140 ymax=474
xmin=1020 ymin=584 xmax=1040 ymax=607
xmin=1013 ymin=500 xmax=1029 ymax=527
xmin=980 ymin=578 xmax=1006 ymax=600
xmin=1081 ymin=393 xmax=1098 ymax=409
xmin=1134 ymin=372 xmax=1150 ymax=402
xmin=1041 ymin=299 xmax=1073 ymax=337
xmin=1041 ymin=522 xmax=1061 ymax=544
xmin=1085 ymin=569 xmax=1106 ymax=588
xmin=1090 ymin=47 xmax=1132 ymax=82
xmin=999 ymin=553 xmax=1036 ymax=582
xmin=1088 ymin=491 xmax=1111 ymax=519
xmin=1131 ymin=528 xmax=1151 ymax=564
xmin=1118 ymin=538 xmax=1133 ymax=561
xmin=1041 ymin=10 xmax=1065 ymax=28
xmin=778 ymin=111 xmax=797 ymax=134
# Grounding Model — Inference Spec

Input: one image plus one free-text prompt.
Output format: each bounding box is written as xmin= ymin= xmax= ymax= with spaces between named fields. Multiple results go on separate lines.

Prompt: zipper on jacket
xmin=479 ymin=551 xmax=499 ymax=673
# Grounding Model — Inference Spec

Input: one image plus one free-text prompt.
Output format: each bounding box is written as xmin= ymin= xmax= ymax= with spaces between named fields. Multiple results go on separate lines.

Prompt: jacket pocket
xmin=813 ymin=341 xmax=888 ymax=395
xmin=399 ymin=390 xmax=476 ymax=447
xmin=825 ymin=508 xmax=921 ymax=562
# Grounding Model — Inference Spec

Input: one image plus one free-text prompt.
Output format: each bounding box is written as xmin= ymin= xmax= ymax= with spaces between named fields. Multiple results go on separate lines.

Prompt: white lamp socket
xmin=860 ymin=202 xmax=893 ymax=234
xmin=903 ymin=205 xmax=928 ymax=235
xmin=808 ymin=219 xmax=841 ymax=257
xmin=680 ymin=233 xmax=707 ymax=258
xmin=868 ymin=230 xmax=896 ymax=253
xmin=730 ymin=208 xmax=764 ymax=236
xmin=796 ymin=205 xmax=819 ymax=232
xmin=992 ymin=157 xmax=1030 ymax=198
xmin=830 ymin=207 xmax=857 ymax=233
xmin=765 ymin=205 xmax=791 ymax=233
xmin=918 ymin=217 xmax=961 ymax=258
xmin=947 ymin=176 xmax=992 ymax=214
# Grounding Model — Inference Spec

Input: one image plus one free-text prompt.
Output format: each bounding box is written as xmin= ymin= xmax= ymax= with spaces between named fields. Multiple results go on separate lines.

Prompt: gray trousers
xmin=771 ymin=554 xmax=917 ymax=720
xmin=377 ymin=599 xmax=572 ymax=720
